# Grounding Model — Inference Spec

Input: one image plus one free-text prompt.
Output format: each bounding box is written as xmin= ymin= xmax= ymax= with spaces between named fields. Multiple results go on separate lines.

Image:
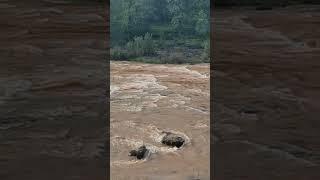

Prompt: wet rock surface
xmin=129 ymin=145 xmax=148 ymax=160
xmin=161 ymin=132 xmax=185 ymax=148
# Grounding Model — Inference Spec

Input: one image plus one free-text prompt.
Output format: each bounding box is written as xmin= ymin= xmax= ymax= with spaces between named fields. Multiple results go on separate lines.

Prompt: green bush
xmin=126 ymin=32 xmax=156 ymax=57
xmin=111 ymin=33 xmax=157 ymax=60
xmin=110 ymin=47 xmax=130 ymax=60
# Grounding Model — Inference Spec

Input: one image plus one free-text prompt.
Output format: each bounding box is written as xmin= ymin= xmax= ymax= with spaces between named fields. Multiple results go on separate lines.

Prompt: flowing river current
xmin=110 ymin=61 xmax=210 ymax=180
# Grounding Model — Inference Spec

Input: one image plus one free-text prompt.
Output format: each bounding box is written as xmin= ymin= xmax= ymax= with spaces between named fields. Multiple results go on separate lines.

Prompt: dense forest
xmin=110 ymin=0 xmax=210 ymax=64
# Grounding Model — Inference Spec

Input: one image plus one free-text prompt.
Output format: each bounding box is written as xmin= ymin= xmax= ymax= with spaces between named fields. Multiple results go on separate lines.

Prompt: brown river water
xmin=110 ymin=61 xmax=210 ymax=180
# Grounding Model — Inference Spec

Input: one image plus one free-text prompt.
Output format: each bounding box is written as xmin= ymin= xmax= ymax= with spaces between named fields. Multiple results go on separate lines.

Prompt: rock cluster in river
xmin=161 ymin=132 xmax=185 ymax=148
xmin=129 ymin=145 xmax=148 ymax=160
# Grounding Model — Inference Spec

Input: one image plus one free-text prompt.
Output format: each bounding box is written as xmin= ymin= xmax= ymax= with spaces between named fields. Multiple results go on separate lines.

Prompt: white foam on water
xmin=183 ymin=67 xmax=208 ymax=79
xmin=166 ymin=94 xmax=192 ymax=108
xmin=149 ymin=66 xmax=207 ymax=78
xmin=193 ymin=123 xmax=209 ymax=129
xmin=186 ymin=88 xmax=210 ymax=96
xmin=111 ymin=159 xmax=147 ymax=167
xmin=111 ymin=74 xmax=168 ymax=112
xmin=110 ymin=85 xmax=120 ymax=95
xmin=184 ymin=106 xmax=209 ymax=114
xmin=111 ymin=136 xmax=144 ymax=148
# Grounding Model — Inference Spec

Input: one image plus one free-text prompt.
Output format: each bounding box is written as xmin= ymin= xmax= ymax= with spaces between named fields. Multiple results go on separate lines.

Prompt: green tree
xmin=166 ymin=0 xmax=194 ymax=35
xmin=111 ymin=0 xmax=163 ymax=44
xmin=166 ymin=0 xmax=209 ymax=36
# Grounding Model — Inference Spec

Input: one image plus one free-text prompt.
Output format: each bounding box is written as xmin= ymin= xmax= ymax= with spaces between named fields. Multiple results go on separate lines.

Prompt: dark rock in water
xmin=161 ymin=132 xmax=185 ymax=148
xmin=129 ymin=145 xmax=148 ymax=160
xmin=129 ymin=150 xmax=137 ymax=156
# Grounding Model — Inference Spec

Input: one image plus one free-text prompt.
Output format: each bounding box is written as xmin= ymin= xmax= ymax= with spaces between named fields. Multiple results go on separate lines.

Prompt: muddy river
xmin=110 ymin=61 xmax=210 ymax=180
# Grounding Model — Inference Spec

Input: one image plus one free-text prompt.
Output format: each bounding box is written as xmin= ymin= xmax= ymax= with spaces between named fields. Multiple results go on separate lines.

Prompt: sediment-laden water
xmin=110 ymin=61 xmax=210 ymax=180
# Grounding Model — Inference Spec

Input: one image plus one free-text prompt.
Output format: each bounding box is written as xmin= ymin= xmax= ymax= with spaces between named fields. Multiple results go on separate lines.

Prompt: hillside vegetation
xmin=110 ymin=0 xmax=210 ymax=64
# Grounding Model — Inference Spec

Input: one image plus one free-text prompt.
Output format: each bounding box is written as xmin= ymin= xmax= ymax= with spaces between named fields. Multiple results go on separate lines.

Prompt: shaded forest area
xmin=110 ymin=0 xmax=210 ymax=64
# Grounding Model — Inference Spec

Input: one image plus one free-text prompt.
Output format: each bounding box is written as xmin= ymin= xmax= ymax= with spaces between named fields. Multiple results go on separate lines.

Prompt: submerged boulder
xmin=129 ymin=145 xmax=148 ymax=160
xmin=161 ymin=132 xmax=185 ymax=148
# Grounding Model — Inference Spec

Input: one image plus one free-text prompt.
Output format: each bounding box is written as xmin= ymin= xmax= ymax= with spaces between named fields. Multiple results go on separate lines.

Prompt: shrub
xmin=110 ymin=47 xmax=129 ymax=60
xmin=111 ymin=33 xmax=157 ymax=60
xmin=126 ymin=32 xmax=156 ymax=57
